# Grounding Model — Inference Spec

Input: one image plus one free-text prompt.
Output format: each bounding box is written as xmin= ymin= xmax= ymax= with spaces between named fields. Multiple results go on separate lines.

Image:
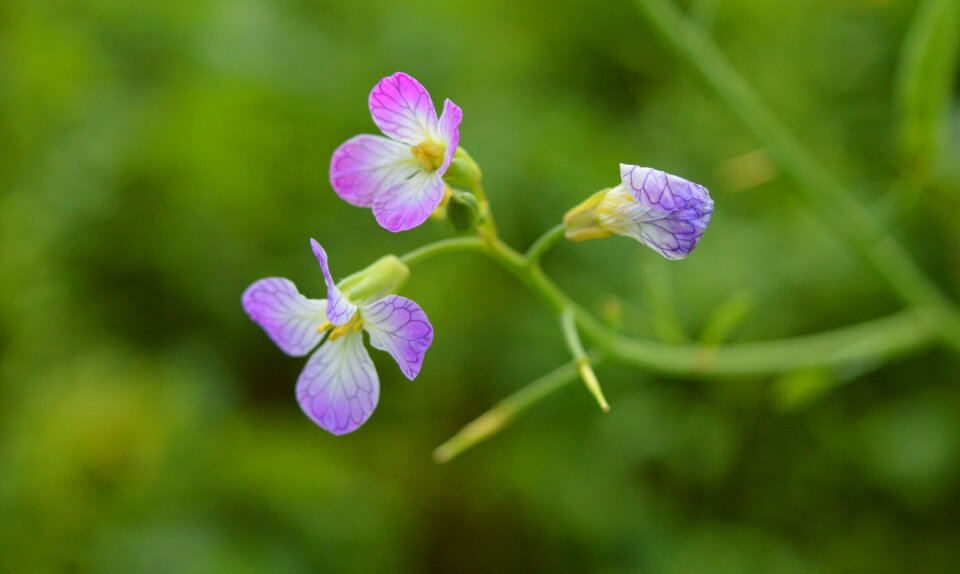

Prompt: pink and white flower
xmin=329 ymin=72 xmax=463 ymax=232
xmin=242 ymin=240 xmax=434 ymax=435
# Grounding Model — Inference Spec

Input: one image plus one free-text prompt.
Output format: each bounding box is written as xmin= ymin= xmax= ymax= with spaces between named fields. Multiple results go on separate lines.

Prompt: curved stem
xmin=608 ymin=310 xmax=932 ymax=376
xmin=471 ymin=182 xmax=498 ymax=238
xmin=895 ymin=0 xmax=960 ymax=182
xmin=398 ymin=237 xmax=485 ymax=267
xmin=398 ymin=235 xmax=937 ymax=378
xmin=398 ymin=231 xmax=937 ymax=462
xmin=634 ymin=0 xmax=960 ymax=352
xmin=526 ymin=223 xmax=567 ymax=263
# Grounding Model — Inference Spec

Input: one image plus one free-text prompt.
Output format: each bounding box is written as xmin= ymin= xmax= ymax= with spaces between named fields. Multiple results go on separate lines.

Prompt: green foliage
xmin=0 ymin=0 xmax=958 ymax=572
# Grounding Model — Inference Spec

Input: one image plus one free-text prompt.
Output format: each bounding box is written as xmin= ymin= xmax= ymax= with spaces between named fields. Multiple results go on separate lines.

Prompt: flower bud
xmin=563 ymin=165 xmax=714 ymax=260
xmin=337 ymin=255 xmax=409 ymax=304
xmin=446 ymin=190 xmax=482 ymax=232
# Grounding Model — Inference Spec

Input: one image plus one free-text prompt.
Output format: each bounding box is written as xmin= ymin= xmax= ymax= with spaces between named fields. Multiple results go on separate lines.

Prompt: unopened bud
xmin=446 ymin=190 xmax=481 ymax=232
xmin=562 ymin=165 xmax=714 ymax=260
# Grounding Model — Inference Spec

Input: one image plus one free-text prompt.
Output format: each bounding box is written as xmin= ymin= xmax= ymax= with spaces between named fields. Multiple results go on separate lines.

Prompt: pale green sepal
xmin=442 ymin=147 xmax=483 ymax=188
xmin=338 ymin=255 xmax=409 ymax=304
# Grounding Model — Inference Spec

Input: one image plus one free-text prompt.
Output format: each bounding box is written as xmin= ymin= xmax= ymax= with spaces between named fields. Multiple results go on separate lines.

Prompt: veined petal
xmin=362 ymin=295 xmax=434 ymax=380
xmin=368 ymin=72 xmax=438 ymax=145
xmin=242 ymin=278 xmax=327 ymax=356
xmin=330 ymin=135 xmax=419 ymax=208
xmin=611 ymin=165 xmax=714 ymax=260
xmin=310 ymin=239 xmax=357 ymax=325
xmin=371 ymin=170 xmax=445 ymax=232
xmin=296 ymin=331 xmax=379 ymax=435
xmin=436 ymin=99 xmax=462 ymax=175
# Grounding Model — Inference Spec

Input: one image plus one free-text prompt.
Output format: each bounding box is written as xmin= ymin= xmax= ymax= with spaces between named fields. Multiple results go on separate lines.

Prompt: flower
xmin=563 ymin=164 xmax=714 ymax=259
xmin=242 ymin=240 xmax=434 ymax=435
xmin=330 ymin=72 xmax=463 ymax=232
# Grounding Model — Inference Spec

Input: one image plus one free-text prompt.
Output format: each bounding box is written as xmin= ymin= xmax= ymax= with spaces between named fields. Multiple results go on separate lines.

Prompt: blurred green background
xmin=2 ymin=0 xmax=959 ymax=572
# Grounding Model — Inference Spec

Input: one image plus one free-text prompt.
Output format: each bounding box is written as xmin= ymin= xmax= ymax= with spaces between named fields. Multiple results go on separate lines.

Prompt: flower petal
xmin=329 ymin=135 xmax=419 ymax=208
xmin=310 ymin=239 xmax=357 ymax=325
xmin=436 ymin=98 xmax=462 ymax=174
xmin=368 ymin=72 xmax=438 ymax=145
xmin=296 ymin=332 xmax=379 ymax=435
xmin=615 ymin=164 xmax=714 ymax=260
xmin=371 ymin=170 xmax=445 ymax=232
xmin=242 ymin=278 xmax=327 ymax=356
xmin=362 ymin=295 xmax=434 ymax=380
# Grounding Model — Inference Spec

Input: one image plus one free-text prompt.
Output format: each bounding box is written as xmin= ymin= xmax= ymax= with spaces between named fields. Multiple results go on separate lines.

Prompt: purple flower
xmin=564 ymin=164 xmax=714 ymax=260
xmin=242 ymin=240 xmax=434 ymax=435
xmin=330 ymin=72 xmax=463 ymax=233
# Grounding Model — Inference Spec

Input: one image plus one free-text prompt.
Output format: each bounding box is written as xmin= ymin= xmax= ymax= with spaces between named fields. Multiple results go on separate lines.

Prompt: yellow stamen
xmin=317 ymin=320 xmax=334 ymax=334
xmin=328 ymin=313 xmax=364 ymax=341
xmin=411 ymin=140 xmax=446 ymax=171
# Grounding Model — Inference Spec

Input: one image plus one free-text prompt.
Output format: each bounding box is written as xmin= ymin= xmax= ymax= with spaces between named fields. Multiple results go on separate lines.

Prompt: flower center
xmin=318 ymin=312 xmax=364 ymax=341
xmin=411 ymin=140 xmax=445 ymax=171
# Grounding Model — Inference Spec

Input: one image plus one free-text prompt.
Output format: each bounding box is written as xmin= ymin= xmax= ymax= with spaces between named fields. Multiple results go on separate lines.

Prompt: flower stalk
xmin=390 ymin=231 xmax=939 ymax=460
xmin=525 ymin=223 xmax=566 ymax=264
xmin=561 ymin=308 xmax=610 ymax=411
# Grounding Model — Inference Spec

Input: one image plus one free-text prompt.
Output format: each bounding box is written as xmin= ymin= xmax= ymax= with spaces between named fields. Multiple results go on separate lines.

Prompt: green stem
xmin=398 ymin=236 xmax=936 ymax=377
xmin=398 ymin=233 xmax=937 ymax=461
xmin=526 ymin=223 xmax=567 ymax=263
xmin=471 ymin=182 xmax=499 ymax=238
xmin=398 ymin=237 xmax=485 ymax=267
xmin=895 ymin=0 xmax=960 ymax=182
xmin=608 ymin=310 xmax=931 ymax=376
xmin=561 ymin=308 xmax=610 ymax=411
xmin=561 ymin=308 xmax=590 ymax=360
xmin=433 ymin=352 xmax=603 ymax=463
xmin=634 ymin=0 xmax=960 ymax=352
xmin=434 ymin=308 xmax=931 ymax=461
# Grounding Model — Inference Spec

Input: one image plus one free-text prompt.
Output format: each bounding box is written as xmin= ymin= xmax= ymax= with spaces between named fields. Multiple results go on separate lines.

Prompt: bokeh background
xmin=2 ymin=0 xmax=959 ymax=572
